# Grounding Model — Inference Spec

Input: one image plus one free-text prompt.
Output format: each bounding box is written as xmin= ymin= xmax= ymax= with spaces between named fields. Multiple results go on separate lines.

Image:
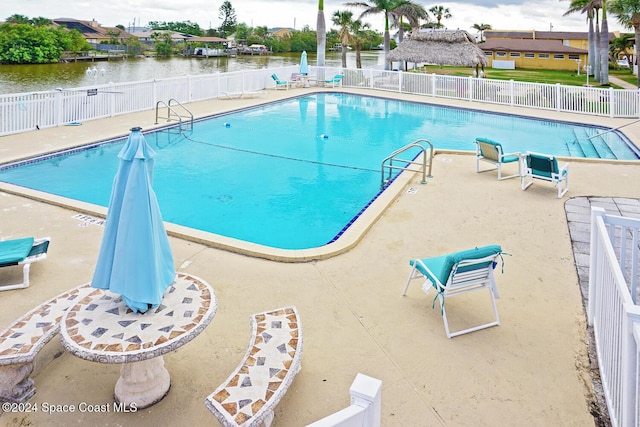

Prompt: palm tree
xmin=5 ymin=14 xmax=31 ymax=25
xmin=471 ymin=23 xmax=492 ymax=42
xmin=390 ymin=3 xmax=428 ymax=70
xmin=609 ymin=0 xmax=640 ymax=87
xmin=349 ymin=19 xmax=371 ymax=68
xmin=428 ymin=5 xmax=452 ymax=28
xmin=317 ymin=0 xmax=327 ymax=71
xmin=610 ymin=33 xmax=635 ymax=66
xmin=599 ymin=0 xmax=610 ymax=85
xmin=392 ymin=3 xmax=428 ymax=43
xmin=563 ymin=0 xmax=597 ymax=76
xmin=344 ymin=0 xmax=412 ymax=70
xmin=332 ymin=11 xmax=355 ymax=68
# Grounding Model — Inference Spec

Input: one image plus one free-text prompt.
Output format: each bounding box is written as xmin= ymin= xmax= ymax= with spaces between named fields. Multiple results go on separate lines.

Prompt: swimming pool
xmin=1 ymin=93 xmax=638 ymax=253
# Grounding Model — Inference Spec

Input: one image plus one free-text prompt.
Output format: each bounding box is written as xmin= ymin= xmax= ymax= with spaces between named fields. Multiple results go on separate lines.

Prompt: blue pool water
xmin=1 ymin=93 xmax=638 ymax=249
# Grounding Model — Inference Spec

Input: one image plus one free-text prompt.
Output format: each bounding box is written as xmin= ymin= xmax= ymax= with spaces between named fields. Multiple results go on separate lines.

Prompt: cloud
xmin=2 ymin=0 xmax=622 ymax=34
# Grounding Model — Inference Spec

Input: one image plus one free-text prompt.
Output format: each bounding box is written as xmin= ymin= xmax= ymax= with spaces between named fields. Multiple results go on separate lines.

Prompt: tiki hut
xmin=388 ymin=30 xmax=488 ymax=73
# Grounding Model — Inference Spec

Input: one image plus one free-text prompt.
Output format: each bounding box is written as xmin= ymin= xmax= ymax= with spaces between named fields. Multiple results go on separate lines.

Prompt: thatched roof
xmin=388 ymin=30 xmax=488 ymax=67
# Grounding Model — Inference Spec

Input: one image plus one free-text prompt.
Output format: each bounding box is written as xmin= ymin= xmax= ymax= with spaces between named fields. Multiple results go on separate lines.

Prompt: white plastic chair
xmin=402 ymin=245 xmax=504 ymax=338
xmin=521 ymin=151 xmax=569 ymax=198
xmin=474 ymin=137 xmax=521 ymax=180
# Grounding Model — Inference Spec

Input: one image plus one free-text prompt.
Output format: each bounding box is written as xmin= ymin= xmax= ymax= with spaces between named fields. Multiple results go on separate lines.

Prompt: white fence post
xmin=510 ymin=80 xmax=514 ymax=106
xmin=109 ymin=82 xmax=116 ymax=117
xmin=54 ymin=90 xmax=63 ymax=127
xmin=621 ymin=312 xmax=639 ymax=427
xmin=588 ymin=207 xmax=606 ymax=325
xmin=609 ymin=86 xmax=615 ymax=118
xmin=350 ymin=373 xmax=382 ymax=427
xmin=306 ymin=374 xmax=382 ymax=427
xmin=431 ymin=73 xmax=436 ymax=97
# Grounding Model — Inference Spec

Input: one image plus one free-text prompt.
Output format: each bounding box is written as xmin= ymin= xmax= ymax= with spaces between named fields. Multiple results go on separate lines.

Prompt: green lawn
xmin=413 ymin=65 xmax=636 ymax=89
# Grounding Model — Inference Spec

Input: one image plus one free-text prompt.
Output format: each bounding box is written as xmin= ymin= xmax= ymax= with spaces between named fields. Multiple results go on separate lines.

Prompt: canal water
xmin=0 ymin=51 xmax=385 ymax=95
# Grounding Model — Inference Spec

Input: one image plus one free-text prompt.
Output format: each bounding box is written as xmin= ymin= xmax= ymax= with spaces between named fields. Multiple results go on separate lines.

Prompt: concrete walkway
xmin=0 ymin=89 xmax=639 ymax=426
xmin=609 ymin=75 xmax=637 ymax=90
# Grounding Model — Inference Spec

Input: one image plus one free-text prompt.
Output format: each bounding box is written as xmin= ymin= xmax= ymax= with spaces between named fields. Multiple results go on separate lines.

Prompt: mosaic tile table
xmin=59 ymin=272 xmax=217 ymax=409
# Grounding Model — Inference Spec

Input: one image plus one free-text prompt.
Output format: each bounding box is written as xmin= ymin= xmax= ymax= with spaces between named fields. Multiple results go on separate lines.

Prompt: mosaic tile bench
xmin=0 ymin=283 xmax=93 ymax=403
xmin=205 ymin=306 xmax=303 ymax=427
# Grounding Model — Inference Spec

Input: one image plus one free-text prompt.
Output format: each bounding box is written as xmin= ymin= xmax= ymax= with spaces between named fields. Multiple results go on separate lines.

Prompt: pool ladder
xmin=155 ymin=99 xmax=194 ymax=130
xmin=381 ymin=139 xmax=434 ymax=189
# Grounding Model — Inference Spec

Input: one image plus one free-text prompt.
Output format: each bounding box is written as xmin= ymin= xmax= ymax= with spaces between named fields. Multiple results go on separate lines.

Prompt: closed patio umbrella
xmin=300 ymin=51 xmax=309 ymax=76
xmin=91 ymin=126 xmax=175 ymax=313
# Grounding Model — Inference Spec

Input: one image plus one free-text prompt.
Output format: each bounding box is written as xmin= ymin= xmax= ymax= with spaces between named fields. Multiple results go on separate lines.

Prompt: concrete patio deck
xmin=1 ymin=88 xmax=639 ymax=426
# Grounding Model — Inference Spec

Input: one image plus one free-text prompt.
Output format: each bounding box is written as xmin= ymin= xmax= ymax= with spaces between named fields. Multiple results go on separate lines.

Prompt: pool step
xmin=581 ymin=128 xmax=617 ymax=159
xmin=566 ymin=130 xmax=586 ymax=157
xmin=573 ymin=128 xmax=617 ymax=159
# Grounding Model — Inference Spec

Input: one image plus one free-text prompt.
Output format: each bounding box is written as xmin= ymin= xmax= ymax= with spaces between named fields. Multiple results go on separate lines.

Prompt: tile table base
xmin=114 ymin=356 xmax=170 ymax=409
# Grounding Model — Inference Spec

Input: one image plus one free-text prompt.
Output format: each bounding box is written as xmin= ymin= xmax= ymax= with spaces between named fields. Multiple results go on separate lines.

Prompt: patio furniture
xmin=402 ymin=245 xmax=505 ymax=338
xmin=271 ymin=74 xmax=290 ymax=90
xmin=474 ymin=137 xmax=521 ymax=180
xmin=205 ymin=306 xmax=303 ymax=427
xmin=0 ymin=284 xmax=93 ymax=403
xmin=521 ymin=151 xmax=569 ymax=198
xmin=0 ymin=237 xmax=50 ymax=291
xmin=59 ymin=272 xmax=217 ymax=409
xmin=324 ymin=74 xmax=344 ymax=88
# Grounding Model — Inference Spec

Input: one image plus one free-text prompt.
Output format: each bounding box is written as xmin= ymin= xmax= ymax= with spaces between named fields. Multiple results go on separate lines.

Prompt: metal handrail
xmin=154 ymin=98 xmax=194 ymax=129
xmin=381 ymin=139 xmax=434 ymax=188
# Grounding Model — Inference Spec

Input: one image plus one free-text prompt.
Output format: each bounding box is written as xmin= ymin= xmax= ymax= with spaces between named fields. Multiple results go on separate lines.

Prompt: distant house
xmin=53 ymin=18 xmax=134 ymax=45
xmin=269 ymin=28 xmax=294 ymax=38
xmin=130 ymin=30 xmax=195 ymax=43
xmin=480 ymin=30 xmax=618 ymax=71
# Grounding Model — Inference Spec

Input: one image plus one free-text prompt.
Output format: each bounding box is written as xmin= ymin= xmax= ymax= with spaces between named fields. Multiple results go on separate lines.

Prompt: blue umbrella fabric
xmin=91 ymin=127 xmax=175 ymax=313
xmin=299 ymin=51 xmax=309 ymax=76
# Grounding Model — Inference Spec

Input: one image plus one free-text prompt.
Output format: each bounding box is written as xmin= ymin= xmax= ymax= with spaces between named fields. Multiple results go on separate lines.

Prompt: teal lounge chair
xmin=402 ymin=245 xmax=504 ymax=338
xmin=474 ymin=137 xmax=521 ymax=180
xmin=271 ymin=73 xmax=290 ymax=90
xmin=324 ymin=74 xmax=343 ymax=88
xmin=0 ymin=237 xmax=50 ymax=291
xmin=521 ymin=151 xmax=569 ymax=198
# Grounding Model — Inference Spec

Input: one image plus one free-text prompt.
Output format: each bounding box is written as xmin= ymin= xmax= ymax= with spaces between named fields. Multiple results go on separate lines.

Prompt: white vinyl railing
xmin=588 ymin=207 xmax=640 ymax=427
xmin=2 ymin=66 xmax=640 ymax=136
xmin=307 ymin=374 xmax=382 ymax=427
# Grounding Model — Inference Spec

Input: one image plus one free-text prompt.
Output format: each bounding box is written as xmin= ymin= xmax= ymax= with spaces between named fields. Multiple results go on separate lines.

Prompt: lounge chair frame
xmin=474 ymin=138 xmax=521 ymax=180
xmin=403 ymin=253 xmax=501 ymax=338
xmin=271 ymin=73 xmax=290 ymax=90
xmin=324 ymin=74 xmax=343 ymax=88
xmin=0 ymin=237 xmax=50 ymax=291
xmin=521 ymin=151 xmax=569 ymax=198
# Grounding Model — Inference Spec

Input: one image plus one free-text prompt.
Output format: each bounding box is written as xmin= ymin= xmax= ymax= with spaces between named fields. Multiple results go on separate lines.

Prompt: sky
xmin=2 ymin=0 xmax=627 ymax=36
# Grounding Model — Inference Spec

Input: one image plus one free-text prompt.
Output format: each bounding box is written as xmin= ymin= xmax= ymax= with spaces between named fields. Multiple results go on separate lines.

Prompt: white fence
xmin=307 ymin=374 xmax=382 ymax=427
xmin=2 ymin=66 xmax=640 ymax=136
xmin=588 ymin=207 xmax=640 ymax=427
